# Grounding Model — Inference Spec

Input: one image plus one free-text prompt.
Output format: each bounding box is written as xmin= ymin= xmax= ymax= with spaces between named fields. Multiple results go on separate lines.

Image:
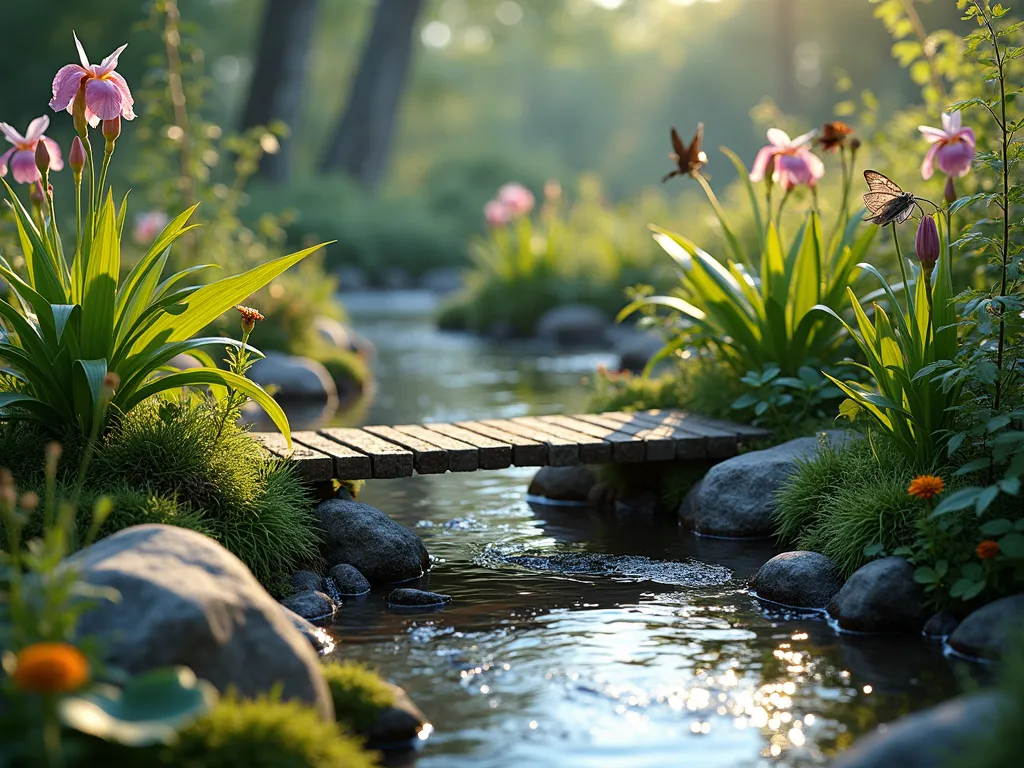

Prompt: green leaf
xmin=61 ymin=667 xmax=217 ymax=747
xmin=80 ymin=193 xmax=120 ymax=360
xmin=932 ymin=486 xmax=982 ymax=516
xmin=980 ymin=519 xmax=1013 ymax=536
xmin=998 ymin=532 xmax=1024 ymax=558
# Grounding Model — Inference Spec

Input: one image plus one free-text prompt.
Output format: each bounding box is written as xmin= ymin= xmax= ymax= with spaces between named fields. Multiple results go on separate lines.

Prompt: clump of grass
xmin=322 ymin=662 xmax=395 ymax=734
xmin=775 ymin=436 xmax=923 ymax=575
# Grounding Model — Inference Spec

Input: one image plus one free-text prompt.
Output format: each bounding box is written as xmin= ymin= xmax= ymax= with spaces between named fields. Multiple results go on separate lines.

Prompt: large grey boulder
xmin=827 ymin=557 xmax=927 ymax=633
xmin=830 ymin=692 xmax=1003 ymax=768
xmin=528 ymin=466 xmax=597 ymax=503
xmin=680 ymin=434 xmax=845 ymax=537
xmin=67 ymin=525 xmax=333 ymax=720
xmin=751 ymin=551 xmax=843 ymax=609
xmin=249 ymin=351 xmax=338 ymax=402
xmin=536 ymin=304 xmax=609 ymax=346
xmin=612 ymin=329 xmax=664 ymax=374
xmin=314 ymin=500 xmax=429 ymax=586
xmin=313 ymin=316 xmax=376 ymax=359
xmin=948 ymin=593 xmax=1024 ymax=661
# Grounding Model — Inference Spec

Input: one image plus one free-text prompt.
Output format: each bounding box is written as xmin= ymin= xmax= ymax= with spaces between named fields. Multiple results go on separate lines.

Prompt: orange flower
xmin=976 ymin=540 xmax=1000 ymax=560
xmin=907 ymin=475 xmax=944 ymax=500
xmin=12 ymin=642 xmax=89 ymax=694
xmin=817 ymin=121 xmax=853 ymax=153
xmin=236 ymin=305 xmax=264 ymax=334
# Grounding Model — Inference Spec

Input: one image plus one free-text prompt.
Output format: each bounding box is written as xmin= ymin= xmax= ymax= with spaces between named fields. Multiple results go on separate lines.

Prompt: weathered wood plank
xmin=627 ymin=410 xmax=740 ymax=458
xmin=479 ymin=419 xmax=579 ymax=466
xmin=318 ymin=428 xmax=414 ymax=478
xmin=576 ymin=412 xmax=702 ymax=459
xmin=292 ymin=431 xmax=372 ymax=479
xmin=423 ymin=423 xmax=512 ymax=470
xmin=454 ymin=421 xmax=548 ymax=466
xmin=252 ymin=432 xmax=334 ymax=482
xmin=392 ymin=425 xmax=479 ymax=472
xmin=510 ymin=416 xmax=613 ymax=464
xmin=363 ymin=425 xmax=449 ymax=474
xmin=541 ymin=415 xmax=646 ymax=462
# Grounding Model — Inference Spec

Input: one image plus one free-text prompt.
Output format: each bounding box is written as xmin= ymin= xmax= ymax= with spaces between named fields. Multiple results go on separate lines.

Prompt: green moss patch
xmin=322 ymin=662 xmax=395 ymax=734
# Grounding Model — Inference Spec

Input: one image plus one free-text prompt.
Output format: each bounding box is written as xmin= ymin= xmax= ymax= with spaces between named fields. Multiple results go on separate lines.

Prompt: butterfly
xmin=662 ymin=124 xmax=708 ymax=182
xmin=862 ymin=170 xmax=917 ymax=226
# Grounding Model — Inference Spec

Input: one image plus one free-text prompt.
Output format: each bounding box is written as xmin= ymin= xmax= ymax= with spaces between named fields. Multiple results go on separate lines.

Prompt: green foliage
xmin=321 ymin=662 xmax=394 ymax=734
xmin=775 ymin=436 xmax=923 ymax=575
xmin=731 ymin=365 xmax=845 ymax=430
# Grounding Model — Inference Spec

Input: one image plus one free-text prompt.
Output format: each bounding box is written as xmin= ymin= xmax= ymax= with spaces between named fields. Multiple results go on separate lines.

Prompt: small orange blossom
xmin=11 ymin=642 xmax=89 ymax=694
xmin=976 ymin=540 xmax=1000 ymax=560
xmin=908 ymin=475 xmax=945 ymax=501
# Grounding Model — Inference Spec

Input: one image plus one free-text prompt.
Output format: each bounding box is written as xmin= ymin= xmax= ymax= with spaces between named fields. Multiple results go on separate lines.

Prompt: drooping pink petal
xmin=41 ymin=137 xmax=64 ymax=171
xmin=936 ymin=140 xmax=974 ymax=178
xmin=0 ymin=122 xmax=26 ymax=146
xmin=766 ymin=128 xmax=791 ymax=148
xmin=918 ymin=125 xmax=947 ymax=143
xmin=98 ymin=43 xmax=128 ymax=76
xmin=958 ymin=127 xmax=976 ymax=150
xmin=24 ymin=116 xmax=49 ymax=143
xmin=779 ymin=152 xmax=813 ymax=187
xmin=920 ymin=142 xmax=940 ymax=180
xmin=73 ymin=31 xmax=91 ymax=69
xmin=50 ymin=64 xmax=86 ymax=113
xmin=799 ymin=147 xmax=826 ymax=182
xmin=85 ymin=78 xmax=124 ymax=122
xmin=749 ymin=145 xmax=776 ymax=182
xmin=105 ymin=71 xmax=136 ymax=119
xmin=10 ymin=149 xmax=41 ymax=184
xmin=789 ymin=129 xmax=817 ymax=148
xmin=0 ymin=147 xmax=14 ymax=176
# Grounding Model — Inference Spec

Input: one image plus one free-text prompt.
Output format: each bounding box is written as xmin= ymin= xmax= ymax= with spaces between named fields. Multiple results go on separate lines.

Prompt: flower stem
xmin=892 ymin=226 xmax=912 ymax=318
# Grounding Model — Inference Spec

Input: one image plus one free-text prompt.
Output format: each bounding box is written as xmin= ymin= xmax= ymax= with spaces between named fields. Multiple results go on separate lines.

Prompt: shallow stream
xmin=316 ymin=292 xmax=967 ymax=768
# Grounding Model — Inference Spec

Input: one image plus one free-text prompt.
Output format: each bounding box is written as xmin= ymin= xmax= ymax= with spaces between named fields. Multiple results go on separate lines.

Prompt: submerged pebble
xmin=388 ymin=588 xmax=453 ymax=609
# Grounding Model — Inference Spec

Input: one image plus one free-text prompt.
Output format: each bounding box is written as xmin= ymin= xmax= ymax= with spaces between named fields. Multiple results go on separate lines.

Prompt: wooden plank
xmin=318 ymin=428 xmax=414 ymax=478
xmin=510 ymin=416 xmax=613 ymax=464
xmin=540 ymin=415 xmax=646 ymax=463
xmin=363 ymin=425 xmax=449 ymax=474
xmin=292 ymin=431 xmax=372 ymax=479
xmin=455 ymin=421 xmax=548 ymax=466
xmin=251 ymin=432 xmax=333 ymax=482
xmin=392 ymin=424 xmax=479 ymax=472
xmin=627 ymin=410 xmax=740 ymax=458
xmin=479 ymin=419 xmax=579 ymax=466
xmin=576 ymin=412 xmax=701 ymax=460
xmin=423 ymin=423 xmax=512 ymax=470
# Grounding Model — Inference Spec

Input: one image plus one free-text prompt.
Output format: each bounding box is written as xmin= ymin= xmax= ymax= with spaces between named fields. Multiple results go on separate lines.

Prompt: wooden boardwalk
xmin=252 ymin=410 xmax=767 ymax=482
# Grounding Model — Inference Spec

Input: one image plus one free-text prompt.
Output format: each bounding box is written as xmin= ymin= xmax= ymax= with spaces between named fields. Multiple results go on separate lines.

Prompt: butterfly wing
xmin=863 ymin=170 xmax=904 ymax=195
xmin=688 ymin=123 xmax=705 ymax=168
xmin=862 ymin=191 xmax=898 ymax=217
xmin=670 ymin=127 xmax=686 ymax=160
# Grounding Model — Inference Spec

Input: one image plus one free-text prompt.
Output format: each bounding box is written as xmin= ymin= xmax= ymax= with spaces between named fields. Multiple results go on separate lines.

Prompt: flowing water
xmin=313 ymin=292 xmax=968 ymax=768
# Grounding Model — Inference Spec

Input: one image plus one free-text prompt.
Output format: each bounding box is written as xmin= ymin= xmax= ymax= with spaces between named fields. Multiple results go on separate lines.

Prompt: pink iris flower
xmin=497 ymin=183 xmax=535 ymax=217
xmin=484 ymin=199 xmax=511 ymax=227
xmin=749 ymin=128 xmax=825 ymax=190
xmin=918 ymin=111 xmax=975 ymax=179
xmin=0 ymin=116 xmax=64 ymax=184
xmin=50 ymin=32 xmax=135 ymax=127
xmin=133 ymin=211 xmax=170 ymax=245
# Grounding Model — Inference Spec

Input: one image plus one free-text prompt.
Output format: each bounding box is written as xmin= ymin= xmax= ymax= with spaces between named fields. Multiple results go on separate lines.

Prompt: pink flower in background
xmin=133 ymin=211 xmax=169 ymax=244
xmin=0 ymin=116 xmax=64 ymax=184
xmin=484 ymin=199 xmax=511 ymax=227
xmin=50 ymin=32 xmax=135 ymax=127
xmin=497 ymin=183 xmax=535 ymax=217
xmin=918 ymin=111 xmax=975 ymax=179
xmin=749 ymin=128 xmax=825 ymax=190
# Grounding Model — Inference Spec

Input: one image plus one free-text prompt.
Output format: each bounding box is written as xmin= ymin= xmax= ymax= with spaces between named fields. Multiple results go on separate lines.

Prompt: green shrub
xmin=322 ymin=662 xmax=395 ymax=734
xmin=586 ymin=358 xmax=741 ymax=419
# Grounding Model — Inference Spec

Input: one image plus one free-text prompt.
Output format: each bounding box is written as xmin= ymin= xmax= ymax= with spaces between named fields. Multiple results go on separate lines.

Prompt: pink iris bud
xmin=918 ymin=111 xmax=975 ymax=180
xmin=944 ymin=176 xmax=956 ymax=206
xmin=50 ymin=32 xmax=135 ymax=130
xmin=749 ymin=128 xmax=825 ymax=190
xmin=69 ymin=136 xmax=86 ymax=180
xmin=484 ymin=199 xmax=511 ymax=228
xmin=915 ymin=214 xmax=940 ymax=269
xmin=102 ymin=117 xmax=120 ymax=153
xmin=0 ymin=116 xmax=64 ymax=184
xmin=496 ymin=182 xmax=535 ymax=217
xmin=34 ymin=139 xmax=50 ymax=174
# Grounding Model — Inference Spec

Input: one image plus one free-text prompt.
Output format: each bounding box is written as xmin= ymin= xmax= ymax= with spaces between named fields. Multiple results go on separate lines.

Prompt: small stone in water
xmin=329 ymin=563 xmax=371 ymax=596
xmin=387 ymin=588 xmax=452 ymax=608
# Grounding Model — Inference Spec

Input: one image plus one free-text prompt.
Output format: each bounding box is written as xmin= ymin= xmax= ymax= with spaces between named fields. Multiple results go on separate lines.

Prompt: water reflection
xmin=315 ymin=297 xmax=965 ymax=767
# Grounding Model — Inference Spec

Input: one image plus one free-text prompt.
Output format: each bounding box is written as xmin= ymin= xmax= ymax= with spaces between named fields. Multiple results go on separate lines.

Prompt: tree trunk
xmin=241 ymin=0 xmax=321 ymax=181
xmin=320 ymin=0 xmax=423 ymax=188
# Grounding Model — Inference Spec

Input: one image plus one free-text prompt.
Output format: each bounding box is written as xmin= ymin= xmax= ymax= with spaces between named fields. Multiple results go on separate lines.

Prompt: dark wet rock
xmin=477 ymin=548 xmax=732 ymax=587
xmin=948 ymin=593 xmax=1024 ymax=661
xmin=290 ymin=569 xmax=326 ymax=593
xmin=751 ymin=551 xmax=843 ymax=610
xmin=827 ymin=557 xmax=927 ymax=633
xmin=922 ymin=610 xmax=960 ymax=640
xmin=387 ymin=588 xmax=452 ymax=608
xmin=536 ymin=304 xmax=609 ymax=346
xmin=830 ymin=692 xmax=1003 ymax=768
xmin=419 ymin=267 xmax=464 ymax=294
xmin=587 ymin=480 xmax=614 ymax=508
xmin=528 ymin=465 xmax=597 ymax=502
xmin=366 ymin=683 xmax=430 ymax=748
xmin=680 ymin=433 xmax=850 ymax=538
xmin=315 ymin=499 xmax=430 ymax=586
xmin=613 ymin=488 xmax=660 ymax=516
xmin=67 ymin=525 xmax=333 ymax=720
xmin=314 ymin=316 xmax=376 ymax=359
xmin=249 ymin=351 xmax=338 ymax=402
xmin=329 ymin=563 xmax=371 ymax=596
xmin=280 ymin=590 xmax=337 ymax=623
xmin=612 ymin=329 xmax=664 ymax=374
xmin=282 ymin=608 xmax=334 ymax=654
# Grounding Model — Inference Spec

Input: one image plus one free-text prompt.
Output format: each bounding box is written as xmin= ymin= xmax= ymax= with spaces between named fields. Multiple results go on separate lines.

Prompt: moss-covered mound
xmin=322 ymin=662 xmax=396 ymax=735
